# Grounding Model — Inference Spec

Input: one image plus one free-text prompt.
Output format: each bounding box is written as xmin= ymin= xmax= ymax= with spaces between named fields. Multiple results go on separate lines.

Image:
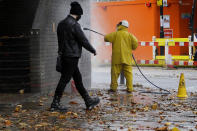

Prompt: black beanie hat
xmin=70 ymin=1 xmax=83 ymax=15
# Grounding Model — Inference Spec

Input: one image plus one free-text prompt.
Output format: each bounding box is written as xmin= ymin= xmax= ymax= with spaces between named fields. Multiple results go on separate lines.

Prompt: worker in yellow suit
xmin=104 ymin=20 xmax=138 ymax=92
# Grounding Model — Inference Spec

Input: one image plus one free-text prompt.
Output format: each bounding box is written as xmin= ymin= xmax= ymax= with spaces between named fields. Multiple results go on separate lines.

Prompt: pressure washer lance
xmin=84 ymin=27 xmax=171 ymax=95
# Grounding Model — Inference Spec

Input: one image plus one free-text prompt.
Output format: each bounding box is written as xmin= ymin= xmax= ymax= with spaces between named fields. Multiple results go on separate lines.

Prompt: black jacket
xmin=57 ymin=15 xmax=96 ymax=58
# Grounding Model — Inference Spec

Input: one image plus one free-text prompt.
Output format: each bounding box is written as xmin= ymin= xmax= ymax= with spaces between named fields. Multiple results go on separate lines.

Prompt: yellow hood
xmin=117 ymin=25 xmax=128 ymax=31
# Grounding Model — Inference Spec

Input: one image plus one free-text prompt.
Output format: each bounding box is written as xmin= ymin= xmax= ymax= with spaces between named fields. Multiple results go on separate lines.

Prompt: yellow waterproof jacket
xmin=104 ymin=25 xmax=138 ymax=65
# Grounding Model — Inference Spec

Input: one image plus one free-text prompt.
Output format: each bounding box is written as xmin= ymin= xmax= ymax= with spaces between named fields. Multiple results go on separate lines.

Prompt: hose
xmin=83 ymin=28 xmax=105 ymax=36
xmin=83 ymin=27 xmax=171 ymax=95
xmin=132 ymin=54 xmax=171 ymax=94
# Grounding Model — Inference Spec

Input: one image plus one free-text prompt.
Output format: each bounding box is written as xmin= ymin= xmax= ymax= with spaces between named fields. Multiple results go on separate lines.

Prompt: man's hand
xmin=93 ymin=51 xmax=97 ymax=56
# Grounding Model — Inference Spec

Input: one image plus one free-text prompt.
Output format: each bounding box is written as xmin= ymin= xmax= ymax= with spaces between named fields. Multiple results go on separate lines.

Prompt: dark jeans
xmin=54 ymin=57 xmax=88 ymax=98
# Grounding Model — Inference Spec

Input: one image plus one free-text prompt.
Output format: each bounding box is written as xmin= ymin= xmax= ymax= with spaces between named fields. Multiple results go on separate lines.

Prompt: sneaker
xmin=85 ymin=97 xmax=100 ymax=110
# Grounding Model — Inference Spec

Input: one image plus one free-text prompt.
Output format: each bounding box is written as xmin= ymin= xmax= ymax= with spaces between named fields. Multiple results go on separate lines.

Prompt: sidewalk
xmin=0 ymin=84 xmax=197 ymax=131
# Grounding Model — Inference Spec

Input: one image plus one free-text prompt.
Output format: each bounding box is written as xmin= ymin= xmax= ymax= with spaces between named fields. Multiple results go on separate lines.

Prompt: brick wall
xmin=0 ymin=0 xmax=92 ymax=93
xmin=0 ymin=0 xmax=40 ymax=92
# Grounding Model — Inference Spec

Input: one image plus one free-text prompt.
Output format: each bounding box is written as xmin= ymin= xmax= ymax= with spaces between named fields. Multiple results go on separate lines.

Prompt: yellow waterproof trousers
xmin=110 ymin=64 xmax=133 ymax=92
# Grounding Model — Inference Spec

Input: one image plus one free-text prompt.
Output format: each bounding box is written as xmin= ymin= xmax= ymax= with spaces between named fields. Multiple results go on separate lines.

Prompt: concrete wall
xmin=32 ymin=0 xmax=92 ymax=94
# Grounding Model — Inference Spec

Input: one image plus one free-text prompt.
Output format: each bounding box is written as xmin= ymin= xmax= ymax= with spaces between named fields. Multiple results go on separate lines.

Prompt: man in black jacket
xmin=51 ymin=1 xmax=100 ymax=111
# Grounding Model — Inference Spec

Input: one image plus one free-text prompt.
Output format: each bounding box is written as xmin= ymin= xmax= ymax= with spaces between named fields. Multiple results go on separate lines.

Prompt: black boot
xmin=50 ymin=96 xmax=67 ymax=112
xmin=83 ymin=93 xmax=100 ymax=110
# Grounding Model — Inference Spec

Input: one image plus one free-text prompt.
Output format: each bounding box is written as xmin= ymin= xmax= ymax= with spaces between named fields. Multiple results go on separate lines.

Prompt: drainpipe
xmin=191 ymin=0 xmax=196 ymax=41
xmin=160 ymin=0 xmax=164 ymax=38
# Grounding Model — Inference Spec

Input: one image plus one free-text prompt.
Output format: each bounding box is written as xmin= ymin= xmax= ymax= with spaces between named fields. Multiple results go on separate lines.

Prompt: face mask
xmin=76 ymin=15 xmax=81 ymax=21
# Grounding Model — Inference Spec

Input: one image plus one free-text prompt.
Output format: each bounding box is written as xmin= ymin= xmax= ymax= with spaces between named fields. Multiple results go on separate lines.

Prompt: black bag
xmin=56 ymin=53 xmax=63 ymax=72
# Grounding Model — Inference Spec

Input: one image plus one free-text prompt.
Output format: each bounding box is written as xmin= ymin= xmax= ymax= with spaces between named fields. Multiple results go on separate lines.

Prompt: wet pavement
xmin=1 ymin=84 xmax=197 ymax=131
xmin=92 ymin=66 xmax=197 ymax=92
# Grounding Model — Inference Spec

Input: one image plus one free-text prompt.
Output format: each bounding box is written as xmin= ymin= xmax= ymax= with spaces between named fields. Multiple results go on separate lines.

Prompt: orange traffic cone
xmin=177 ymin=73 xmax=187 ymax=98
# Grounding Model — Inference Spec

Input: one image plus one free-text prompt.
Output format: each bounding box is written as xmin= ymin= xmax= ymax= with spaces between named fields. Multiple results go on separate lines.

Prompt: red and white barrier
xmin=174 ymin=61 xmax=197 ymax=66
xmin=137 ymin=41 xmax=197 ymax=67
xmin=136 ymin=60 xmax=197 ymax=66
xmin=138 ymin=42 xmax=197 ymax=46
xmin=139 ymin=42 xmax=158 ymax=46
xmin=137 ymin=60 xmax=159 ymax=65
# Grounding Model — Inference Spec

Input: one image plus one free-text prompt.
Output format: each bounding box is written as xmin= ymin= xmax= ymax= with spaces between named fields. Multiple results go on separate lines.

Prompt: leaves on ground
xmin=1 ymin=90 xmax=197 ymax=130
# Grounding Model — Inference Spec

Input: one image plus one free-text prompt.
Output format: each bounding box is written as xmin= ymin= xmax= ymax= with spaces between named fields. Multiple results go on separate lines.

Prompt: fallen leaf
xmin=128 ymin=127 xmax=133 ymax=131
xmin=59 ymin=115 xmax=66 ymax=119
xmin=50 ymin=112 xmax=60 ymax=116
xmin=15 ymin=105 xmax=22 ymax=112
xmin=22 ymin=110 xmax=27 ymax=113
xmin=41 ymin=97 xmax=48 ymax=101
xmin=160 ymin=116 xmax=165 ymax=120
xmin=130 ymin=109 xmax=136 ymax=114
xmin=152 ymin=103 xmax=158 ymax=110
xmin=97 ymin=91 xmax=103 ymax=96
xmin=164 ymin=122 xmax=171 ymax=126
xmin=172 ymin=103 xmax=179 ymax=107
xmin=0 ymin=117 xmax=5 ymax=122
xmin=159 ymin=111 xmax=164 ymax=115
xmin=69 ymin=101 xmax=78 ymax=105
xmin=35 ymin=124 xmax=43 ymax=128
xmin=155 ymin=126 xmax=168 ymax=131
xmin=40 ymin=122 xmax=50 ymax=126
xmin=19 ymin=89 xmax=24 ymax=94
xmin=171 ymin=127 xmax=180 ymax=131
xmin=72 ymin=113 xmax=78 ymax=118
xmin=144 ymin=106 xmax=149 ymax=112
xmin=193 ymin=111 xmax=197 ymax=115
xmin=66 ymin=112 xmax=72 ymax=115
xmin=99 ymin=121 xmax=104 ymax=124
xmin=19 ymin=122 xmax=28 ymax=129
xmin=58 ymin=128 xmax=64 ymax=131
xmin=169 ymin=96 xmax=175 ymax=100
xmin=39 ymin=103 xmax=44 ymax=106
xmin=5 ymin=120 xmax=11 ymax=126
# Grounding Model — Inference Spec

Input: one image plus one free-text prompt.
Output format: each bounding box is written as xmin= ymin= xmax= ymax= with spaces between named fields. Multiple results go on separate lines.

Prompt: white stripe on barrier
xmin=149 ymin=42 xmax=154 ymax=46
xmin=179 ymin=42 xmax=184 ymax=46
xmin=189 ymin=42 xmax=194 ymax=46
xmin=188 ymin=61 xmax=193 ymax=66
xmin=141 ymin=60 xmax=145 ymax=64
xmin=149 ymin=60 xmax=154 ymax=64
xmin=179 ymin=61 xmax=184 ymax=65
xmin=141 ymin=42 xmax=146 ymax=46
